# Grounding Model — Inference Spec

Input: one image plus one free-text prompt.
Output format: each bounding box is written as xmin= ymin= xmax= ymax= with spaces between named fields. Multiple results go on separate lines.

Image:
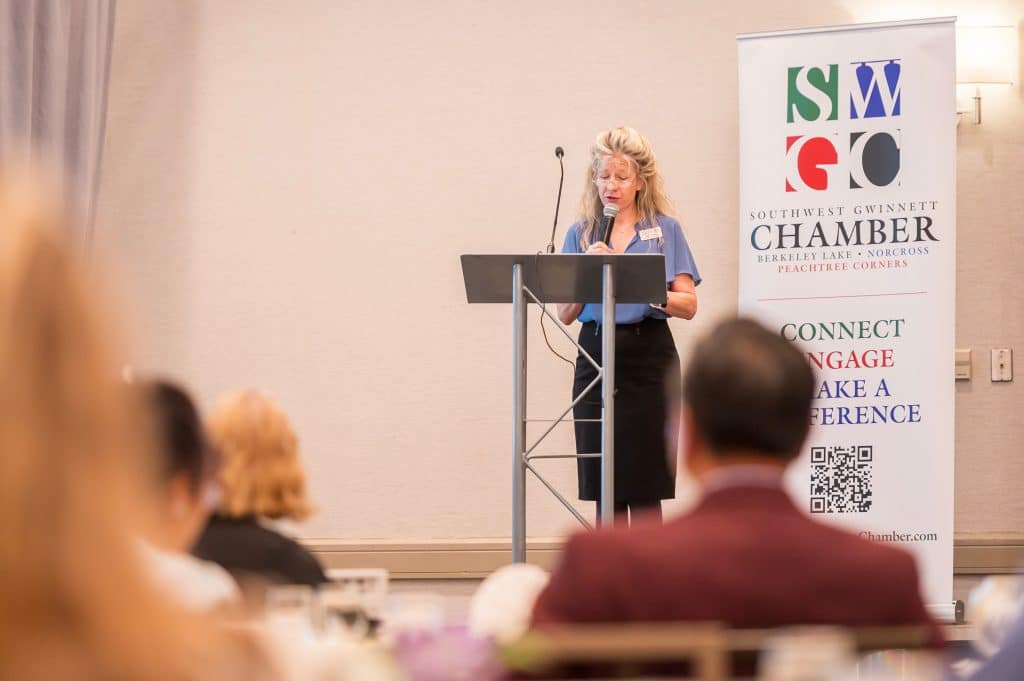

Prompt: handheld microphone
xmin=546 ymin=146 xmax=566 ymax=254
xmin=601 ymin=203 xmax=619 ymax=246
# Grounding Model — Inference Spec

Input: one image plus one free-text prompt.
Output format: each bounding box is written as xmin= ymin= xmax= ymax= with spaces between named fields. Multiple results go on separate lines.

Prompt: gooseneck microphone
xmin=601 ymin=203 xmax=619 ymax=246
xmin=546 ymin=146 xmax=566 ymax=254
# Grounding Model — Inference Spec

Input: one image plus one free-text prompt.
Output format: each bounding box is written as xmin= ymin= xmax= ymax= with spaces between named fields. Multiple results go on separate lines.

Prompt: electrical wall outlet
xmin=991 ymin=349 xmax=1013 ymax=382
xmin=955 ymin=348 xmax=971 ymax=380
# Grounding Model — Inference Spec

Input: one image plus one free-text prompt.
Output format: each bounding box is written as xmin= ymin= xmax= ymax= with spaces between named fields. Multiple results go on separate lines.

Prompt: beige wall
xmin=95 ymin=0 xmax=1024 ymax=543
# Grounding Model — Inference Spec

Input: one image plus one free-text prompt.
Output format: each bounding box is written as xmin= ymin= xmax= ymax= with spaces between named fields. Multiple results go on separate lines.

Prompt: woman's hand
xmin=661 ymin=274 xmax=698 ymax=320
xmin=557 ymin=242 xmax=612 ymax=324
xmin=557 ymin=303 xmax=583 ymax=325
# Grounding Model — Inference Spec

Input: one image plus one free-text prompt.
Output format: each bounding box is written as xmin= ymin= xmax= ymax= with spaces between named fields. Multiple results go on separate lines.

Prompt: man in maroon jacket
xmin=531 ymin=318 xmax=943 ymax=648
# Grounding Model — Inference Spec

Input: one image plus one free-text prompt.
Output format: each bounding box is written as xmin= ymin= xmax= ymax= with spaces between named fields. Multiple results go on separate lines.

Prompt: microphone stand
xmin=546 ymin=147 xmax=565 ymax=253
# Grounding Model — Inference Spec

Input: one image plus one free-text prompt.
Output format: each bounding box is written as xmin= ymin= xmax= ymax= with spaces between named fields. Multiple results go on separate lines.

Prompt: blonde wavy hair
xmin=0 ymin=174 xmax=270 ymax=680
xmin=209 ymin=390 xmax=314 ymax=521
xmin=576 ymin=126 xmax=678 ymax=250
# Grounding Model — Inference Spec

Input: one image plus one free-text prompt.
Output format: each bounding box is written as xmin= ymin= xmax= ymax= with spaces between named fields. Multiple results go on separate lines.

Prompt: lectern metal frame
xmin=461 ymin=254 xmax=666 ymax=562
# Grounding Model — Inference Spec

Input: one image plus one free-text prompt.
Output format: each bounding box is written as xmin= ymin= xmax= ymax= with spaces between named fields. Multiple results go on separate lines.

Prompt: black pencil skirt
xmin=572 ymin=317 xmax=680 ymax=502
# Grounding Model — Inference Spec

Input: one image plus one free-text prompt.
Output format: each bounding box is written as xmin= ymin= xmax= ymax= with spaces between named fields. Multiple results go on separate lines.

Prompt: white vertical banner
xmin=737 ymin=18 xmax=956 ymax=604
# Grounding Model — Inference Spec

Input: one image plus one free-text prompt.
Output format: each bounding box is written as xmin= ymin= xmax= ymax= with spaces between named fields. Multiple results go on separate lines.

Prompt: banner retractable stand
xmin=737 ymin=17 xmax=956 ymax=604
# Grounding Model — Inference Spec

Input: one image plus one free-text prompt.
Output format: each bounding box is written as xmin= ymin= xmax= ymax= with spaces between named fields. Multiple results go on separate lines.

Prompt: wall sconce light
xmin=956 ymin=25 xmax=1018 ymax=124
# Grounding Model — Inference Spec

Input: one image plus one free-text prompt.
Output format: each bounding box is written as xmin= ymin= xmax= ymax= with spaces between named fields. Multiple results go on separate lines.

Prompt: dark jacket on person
xmin=532 ymin=484 xmax=944 ymax=646
xmin=192 ymin=514 xmax=326 ymax=589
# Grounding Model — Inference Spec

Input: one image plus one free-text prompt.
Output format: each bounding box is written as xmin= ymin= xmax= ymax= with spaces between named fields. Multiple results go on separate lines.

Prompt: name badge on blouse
xmin=639 ymin=226 xmax=663 ymax=241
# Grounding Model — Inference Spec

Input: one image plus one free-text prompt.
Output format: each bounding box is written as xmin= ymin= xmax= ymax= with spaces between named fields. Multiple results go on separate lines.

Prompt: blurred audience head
xmin=470 ymin=564 xmax=551 ymax=643
xmin=681 ymin=317 xmax=814 ymax=477
xmin=208 ymin=390 xmax=313 ymax=521
xmin=142 ymin=379 xmax=221 ymax=553
xmin=0 ymin=173 xmax=266 ymax=680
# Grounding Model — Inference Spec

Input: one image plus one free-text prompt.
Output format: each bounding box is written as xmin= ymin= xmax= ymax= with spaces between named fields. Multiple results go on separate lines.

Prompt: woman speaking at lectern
xmin=557 ymin=126 xmax=701 ymax=523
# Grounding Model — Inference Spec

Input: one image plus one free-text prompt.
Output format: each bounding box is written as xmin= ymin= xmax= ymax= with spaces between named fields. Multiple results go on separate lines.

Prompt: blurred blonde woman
xmin=556 ymin=126 xmax=702 ymax=524
xmin=194 ymin=390 xmax=327 ymax=590
xmin=0 ymin=177 xmax=270 ymax=680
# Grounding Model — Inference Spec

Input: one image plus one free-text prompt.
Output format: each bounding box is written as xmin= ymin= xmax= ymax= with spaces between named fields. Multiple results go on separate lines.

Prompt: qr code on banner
xmin=809 ymin=445 xmax=872 ymax=513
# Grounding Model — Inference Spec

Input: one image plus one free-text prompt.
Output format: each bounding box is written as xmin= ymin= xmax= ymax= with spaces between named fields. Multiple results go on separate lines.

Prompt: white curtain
xmin=0 ymin=0 xmax=116 ymax=243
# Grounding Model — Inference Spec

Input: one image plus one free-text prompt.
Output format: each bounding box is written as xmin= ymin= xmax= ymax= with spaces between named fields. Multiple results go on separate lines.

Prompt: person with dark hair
xmin=531 ymin=317 xmax=943 ymax=648
xmin=141 ymin=379 xmax=240 ymax=612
